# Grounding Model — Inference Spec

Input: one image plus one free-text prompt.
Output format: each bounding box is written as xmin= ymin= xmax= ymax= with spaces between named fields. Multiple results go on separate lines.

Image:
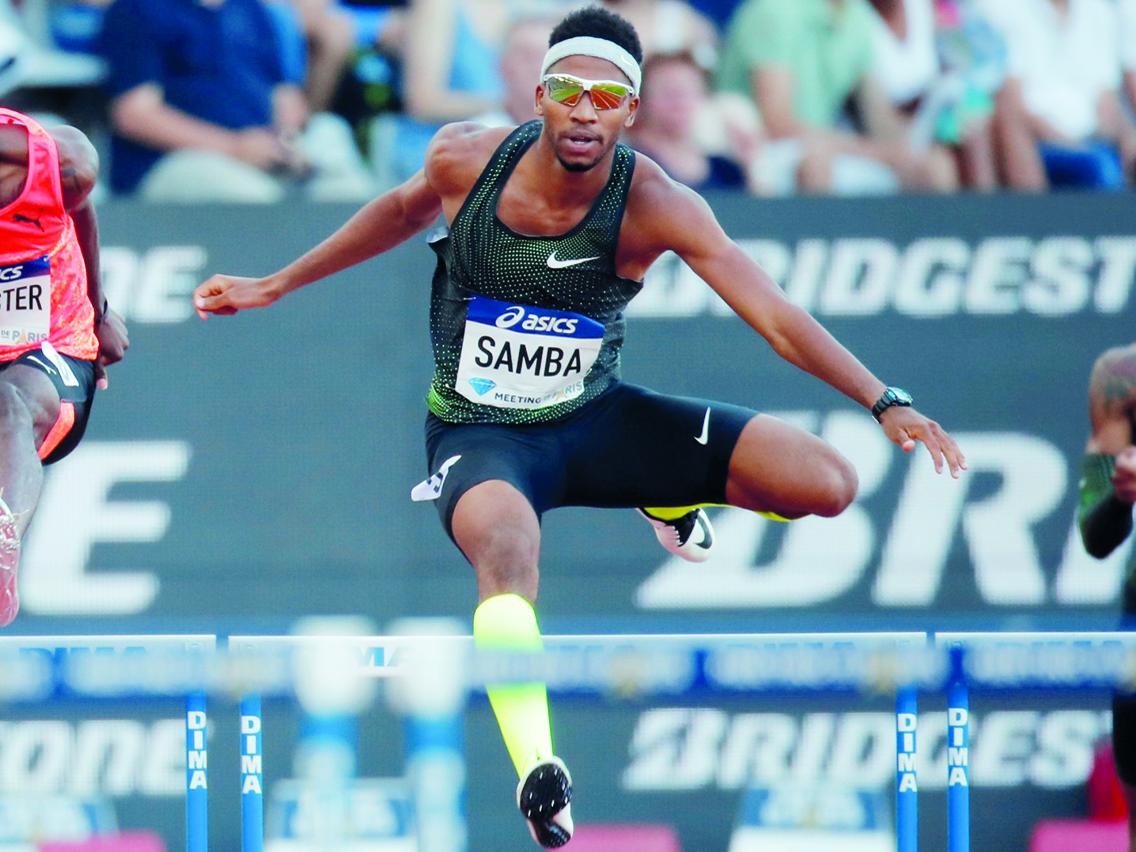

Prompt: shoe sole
xmin=517 ymin=757 xmax=573 ymax=848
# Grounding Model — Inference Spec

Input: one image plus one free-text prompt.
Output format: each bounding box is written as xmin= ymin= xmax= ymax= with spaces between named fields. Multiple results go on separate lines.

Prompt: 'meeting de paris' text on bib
xmin=456 ymin=295 xmax=604 ymax=409
xmin=0 ymin=256 xmax=51 ymax=347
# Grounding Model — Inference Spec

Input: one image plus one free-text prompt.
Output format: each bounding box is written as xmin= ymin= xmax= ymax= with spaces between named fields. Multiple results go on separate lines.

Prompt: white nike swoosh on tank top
xmin=546 ymin=251 xmax=601 ymax=269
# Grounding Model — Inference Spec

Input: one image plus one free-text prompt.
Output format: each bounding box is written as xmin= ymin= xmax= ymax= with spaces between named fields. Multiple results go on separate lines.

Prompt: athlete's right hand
xmin=194 ymin=275 xmax=279 ymax=319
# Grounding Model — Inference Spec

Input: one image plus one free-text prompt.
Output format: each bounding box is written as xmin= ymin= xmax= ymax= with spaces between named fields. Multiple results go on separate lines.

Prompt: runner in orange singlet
xmin=0 ymin=108 xmax=129 ymax=627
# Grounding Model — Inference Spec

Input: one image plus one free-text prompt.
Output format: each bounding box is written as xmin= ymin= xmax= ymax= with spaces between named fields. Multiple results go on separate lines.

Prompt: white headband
xmin=540 ymin=36 xmax=641 ymax=93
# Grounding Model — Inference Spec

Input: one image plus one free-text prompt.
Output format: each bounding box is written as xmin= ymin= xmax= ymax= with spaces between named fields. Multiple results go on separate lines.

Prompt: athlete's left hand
xmin=94 ymin=308 xmax=129 ymax=390
xmin=878 ymin=406 xmax=967 ymax=478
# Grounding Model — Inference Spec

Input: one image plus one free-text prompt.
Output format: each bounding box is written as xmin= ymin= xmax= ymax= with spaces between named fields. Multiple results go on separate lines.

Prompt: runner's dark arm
xmin=51 ymin=125 xmax=104 ymax=321
xmin=1080 ymin=346 xmax=1136 ymax=558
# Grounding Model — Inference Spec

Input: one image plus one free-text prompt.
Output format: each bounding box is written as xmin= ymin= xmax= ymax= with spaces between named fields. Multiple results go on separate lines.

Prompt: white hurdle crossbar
xmin=6 ymin=631 xmax=1136 ymax=852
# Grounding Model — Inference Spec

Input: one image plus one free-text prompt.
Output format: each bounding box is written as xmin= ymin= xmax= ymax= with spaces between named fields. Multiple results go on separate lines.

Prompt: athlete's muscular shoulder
xmin=1087 ymin=342 xmax=1136 ymax=452
xmin=424 ymin=122 xmax=512 ymax=207
xmin=617 ymin=154 xmax=730 ymax=278
xmin=49 ymin=125 xmax=98 ymax=210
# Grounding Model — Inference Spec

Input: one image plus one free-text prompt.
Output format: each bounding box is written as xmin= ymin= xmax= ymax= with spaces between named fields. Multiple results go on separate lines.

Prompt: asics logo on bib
xmin=495 ymin=305 xmax=579 ymax=335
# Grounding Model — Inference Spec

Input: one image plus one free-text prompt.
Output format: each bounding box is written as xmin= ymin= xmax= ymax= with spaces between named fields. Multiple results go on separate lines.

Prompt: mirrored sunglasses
xmin=541 ymin=73 xmax=634 ymax=110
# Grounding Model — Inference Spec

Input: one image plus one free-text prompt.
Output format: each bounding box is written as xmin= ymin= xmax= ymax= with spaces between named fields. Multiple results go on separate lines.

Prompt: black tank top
xmin=426 ymin=120 xmax=641 ymax=424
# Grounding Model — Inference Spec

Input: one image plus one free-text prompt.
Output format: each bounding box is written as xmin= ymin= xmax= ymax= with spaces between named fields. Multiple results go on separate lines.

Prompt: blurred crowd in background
xmin=1 ymin=0 xmax=1135 ymax=202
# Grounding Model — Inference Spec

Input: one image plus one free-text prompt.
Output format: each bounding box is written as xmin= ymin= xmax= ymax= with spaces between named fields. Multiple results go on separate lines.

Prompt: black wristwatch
xmin=871 ymin=386 xmax=913 ymax=422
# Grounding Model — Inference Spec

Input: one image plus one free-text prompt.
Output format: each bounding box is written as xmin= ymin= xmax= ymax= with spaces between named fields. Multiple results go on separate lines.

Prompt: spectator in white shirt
xmin=868 ymin=0 xmax=999 ymax=189
xmin=980 ymin=0 xmax=1136 ymax=189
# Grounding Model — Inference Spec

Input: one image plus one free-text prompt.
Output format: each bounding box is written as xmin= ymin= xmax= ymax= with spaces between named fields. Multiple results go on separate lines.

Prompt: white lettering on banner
xmin=1054 ymin=512 xmax=1135 ymax=603
xmin=0 ymin=719 xmax=185 ymax=796
xmin=966 ymin=238 xmax=1031 ymax=314
xmin=100 ymin=246 xmax=207 ymax=323
xmin=875 ymin=433 xmax=1064 ymax=606
xmin=21 ymin=441 xmax=191 ymax=616
xmin=622 ymin=709 xmax=1109 ymax=792
xmin=1096 ymin=237 xmax=1136 ymax=311
xmin=637 ymin=413 xmax=1085 ymax=609
xmin=1032 ymin=711 xmax=1101 ymax=788
xmin=622 ymin=708 xmax=730 ymax=790
xmin=821 ymin=239 xmax=898 ymax=315
xmin=70 ymin=720 xmax=145 ymax=795
xmin=894 ymin=237 xmax=969 ymax=317
xmin=627 ymin=236 xmax=1136 ymax=318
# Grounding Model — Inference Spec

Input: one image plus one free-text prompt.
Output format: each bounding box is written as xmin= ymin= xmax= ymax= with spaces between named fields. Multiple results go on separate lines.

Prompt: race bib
xmin=0 ymin=256 xmax=51 ymax=347
xmin=455 ymin=296 xmax=604 ymax=409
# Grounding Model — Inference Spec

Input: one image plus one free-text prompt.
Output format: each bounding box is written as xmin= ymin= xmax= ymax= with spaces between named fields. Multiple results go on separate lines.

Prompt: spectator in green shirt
xmin=718 ymin=0 xmax=958 ymax=193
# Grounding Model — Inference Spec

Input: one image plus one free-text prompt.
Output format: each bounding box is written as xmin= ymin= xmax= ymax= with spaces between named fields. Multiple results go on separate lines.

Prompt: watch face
xmin=891 ymin=387 xmax=913 ymax=405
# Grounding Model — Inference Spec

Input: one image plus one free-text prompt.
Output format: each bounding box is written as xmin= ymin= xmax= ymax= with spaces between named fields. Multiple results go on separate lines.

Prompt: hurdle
xmin=0 ymin=636 xmax=217 ymax=852
xmin=933 ymin=631 xmax=1136 ymax=852
xmin=5 ymin=630 xmax=1136 ymax=852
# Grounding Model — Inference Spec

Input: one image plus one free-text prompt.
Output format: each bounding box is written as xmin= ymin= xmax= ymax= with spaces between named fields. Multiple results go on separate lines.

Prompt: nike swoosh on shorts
xmin=695 ymin=407 xmax=710 ymax=445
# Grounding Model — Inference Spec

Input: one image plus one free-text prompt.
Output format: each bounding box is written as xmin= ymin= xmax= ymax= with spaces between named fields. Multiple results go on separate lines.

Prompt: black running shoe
xmin=637 ymin=507 xmax=714 ymax=562
xmin=516 ymin=756 xmax=573 ymax=848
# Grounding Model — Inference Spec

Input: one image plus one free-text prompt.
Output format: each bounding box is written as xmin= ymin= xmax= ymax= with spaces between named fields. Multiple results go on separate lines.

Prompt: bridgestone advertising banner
xmin=3 ymin=193 xmax=1133 ymax=852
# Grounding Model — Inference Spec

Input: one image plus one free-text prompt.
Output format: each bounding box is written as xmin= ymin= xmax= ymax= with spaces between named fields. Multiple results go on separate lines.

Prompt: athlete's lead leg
xmin=452 ymin=480 xmax=574 ymax=848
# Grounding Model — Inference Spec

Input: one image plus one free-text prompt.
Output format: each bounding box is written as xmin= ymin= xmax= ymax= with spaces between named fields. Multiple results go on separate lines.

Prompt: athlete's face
xmin=536 ymin=55 xmax=639 ymax=173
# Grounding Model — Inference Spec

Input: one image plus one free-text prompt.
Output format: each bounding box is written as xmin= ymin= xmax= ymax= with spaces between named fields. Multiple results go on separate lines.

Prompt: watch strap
xmin=872 ymin=387 xmax=912 ymax=422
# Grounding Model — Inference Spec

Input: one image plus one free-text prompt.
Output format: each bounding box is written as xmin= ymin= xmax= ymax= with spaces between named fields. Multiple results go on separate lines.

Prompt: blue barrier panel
xmin=186 ymin=690 xmax=208 ymax=852
xmin=896 ymin=685 xmax=918 ymax=852
xmin=241 ymin=693 xmax=264 ymax=852
xmin=947 ymin=651 xmax=970 ymax=852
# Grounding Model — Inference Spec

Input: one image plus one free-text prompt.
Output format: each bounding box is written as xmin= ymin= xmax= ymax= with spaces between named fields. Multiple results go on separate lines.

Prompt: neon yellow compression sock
xmin=642 ymin=503 xmax=794 ymax=523
xmin=473 ymin=593 xmax=553 ymax=778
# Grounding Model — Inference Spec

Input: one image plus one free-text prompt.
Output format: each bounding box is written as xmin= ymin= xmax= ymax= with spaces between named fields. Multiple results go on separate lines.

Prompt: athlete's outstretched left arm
xmin=53 ymin=125 xmax=129 ymax=389
xmin=638 ymin=176 xmax=965 ymax=476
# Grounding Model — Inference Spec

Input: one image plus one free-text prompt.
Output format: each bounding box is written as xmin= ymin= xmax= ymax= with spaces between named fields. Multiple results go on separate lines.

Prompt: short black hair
xmin=548 ymin=5 xmax=643 ymax=66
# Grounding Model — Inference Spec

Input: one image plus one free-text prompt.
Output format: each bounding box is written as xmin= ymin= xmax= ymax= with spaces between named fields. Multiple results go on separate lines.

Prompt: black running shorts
xmin=419 ymin=382 xmax=756 ymax=538
xmin=0 ymin=346 xmax=96 ymax=465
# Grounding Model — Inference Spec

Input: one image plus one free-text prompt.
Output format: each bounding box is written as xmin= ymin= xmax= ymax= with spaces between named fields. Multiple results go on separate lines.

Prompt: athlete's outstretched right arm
xmin=194 ymin=122 xmax=502 ymax=318
xmin=194 ymin=167 xmax=444 ymax=317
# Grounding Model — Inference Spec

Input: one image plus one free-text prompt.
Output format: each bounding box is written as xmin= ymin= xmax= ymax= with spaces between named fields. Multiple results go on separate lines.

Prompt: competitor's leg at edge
xmin=452 ymin=480 xmax=573 ymax=849
xmin=0 ymin=365 xmax=63 ymax=626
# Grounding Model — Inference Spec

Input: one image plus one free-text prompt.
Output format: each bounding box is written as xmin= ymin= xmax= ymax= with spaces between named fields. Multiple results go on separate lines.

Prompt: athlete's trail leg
xmin=724 ymin=414 xmax=858 ymax=519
